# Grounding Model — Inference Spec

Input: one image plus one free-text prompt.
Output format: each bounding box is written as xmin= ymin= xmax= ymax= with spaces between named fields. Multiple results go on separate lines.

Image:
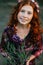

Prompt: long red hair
xmin=8 ymin=0 xmax=42 ymax=44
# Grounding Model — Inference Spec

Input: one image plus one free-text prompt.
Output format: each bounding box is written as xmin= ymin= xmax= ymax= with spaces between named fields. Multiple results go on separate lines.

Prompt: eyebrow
xmin=28 ymin=11 xmax=32 ymax=14
xmin=20 ymin=8 xmax=33 ymax=13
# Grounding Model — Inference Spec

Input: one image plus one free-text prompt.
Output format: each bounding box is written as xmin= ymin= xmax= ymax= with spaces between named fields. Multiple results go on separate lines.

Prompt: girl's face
xmin=17 ymin=5 xmax=33 ymax=25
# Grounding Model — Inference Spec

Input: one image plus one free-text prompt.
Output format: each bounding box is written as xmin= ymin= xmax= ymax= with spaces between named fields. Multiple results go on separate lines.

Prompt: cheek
xmin=28 ymin=14 xmax=33 ymax=20
xmin=17 ymin=13 xmax=20 ymax=20
xmin=17 ymin=13 xmax=22 ymax=22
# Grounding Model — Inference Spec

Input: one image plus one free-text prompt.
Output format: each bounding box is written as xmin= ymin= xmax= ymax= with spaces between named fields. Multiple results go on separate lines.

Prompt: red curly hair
xmin=8 ymin=0 xmax=42 ymax=44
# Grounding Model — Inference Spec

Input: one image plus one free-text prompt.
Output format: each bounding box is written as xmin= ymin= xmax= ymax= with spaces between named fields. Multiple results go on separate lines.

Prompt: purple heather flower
xmin=12 ymin=34 xmax=24 ymax=43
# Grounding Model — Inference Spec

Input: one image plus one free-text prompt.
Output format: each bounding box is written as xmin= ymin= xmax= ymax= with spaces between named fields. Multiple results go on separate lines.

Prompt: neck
xmin=18 ymin=22 xmax=31 ymax=29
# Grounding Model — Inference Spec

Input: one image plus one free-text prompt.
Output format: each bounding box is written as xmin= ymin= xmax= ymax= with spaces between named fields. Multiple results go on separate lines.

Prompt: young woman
xmin=0 ymin=0 xmax=42 ymax=65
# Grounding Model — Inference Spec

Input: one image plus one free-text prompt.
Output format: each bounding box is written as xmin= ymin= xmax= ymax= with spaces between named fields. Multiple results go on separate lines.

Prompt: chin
xmin=21 ymin=23 xmax=27 ymax=25
xmin=19 ymin=22 xmax=25 ymax=25
xmin=22 ymin=22 xmax=29 ymax=25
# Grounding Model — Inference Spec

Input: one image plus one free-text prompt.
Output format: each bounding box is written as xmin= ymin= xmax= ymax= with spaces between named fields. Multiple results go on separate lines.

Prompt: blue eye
xmin=21 ymin=10 xmax=25 ymax=13
xmin=28 ymin=12 xmax=32 ymax=14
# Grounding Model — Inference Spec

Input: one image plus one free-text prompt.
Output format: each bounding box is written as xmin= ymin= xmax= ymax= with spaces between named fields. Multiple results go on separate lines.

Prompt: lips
xmin=20 ymin=17 xmax=29 ymax=22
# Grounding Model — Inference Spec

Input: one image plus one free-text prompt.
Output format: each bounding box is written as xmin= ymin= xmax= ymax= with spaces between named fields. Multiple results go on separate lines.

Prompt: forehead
xmin=21 ymin=5 xmax=33 ymax=12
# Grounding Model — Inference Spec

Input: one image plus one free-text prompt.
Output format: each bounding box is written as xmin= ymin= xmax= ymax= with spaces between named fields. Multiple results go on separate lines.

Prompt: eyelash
xmin=21 ymin=10 xmax=25 ymax=13
xmin=21 ymin=10 xmax=32 ymax=14
xmin=28 ymin=12 xmax=32 ymax=14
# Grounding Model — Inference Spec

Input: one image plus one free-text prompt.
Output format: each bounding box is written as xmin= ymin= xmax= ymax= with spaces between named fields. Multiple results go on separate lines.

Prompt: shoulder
xmin=4 ymin=26 xmax=12 ymax=32
xmin=3 ymin=26 xmax=14 ymax=34
xmin=3 ymin=26 xmax=10 ymax=32
xmin=37 ymin=34 xmax=42 ymax=41
xmin=2 ymin=26 xmax=14 ymax=38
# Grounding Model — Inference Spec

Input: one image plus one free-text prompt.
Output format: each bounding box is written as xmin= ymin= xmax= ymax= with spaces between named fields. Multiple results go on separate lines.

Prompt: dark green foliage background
xmin=0 ymin=0 xmax=43 ymax=65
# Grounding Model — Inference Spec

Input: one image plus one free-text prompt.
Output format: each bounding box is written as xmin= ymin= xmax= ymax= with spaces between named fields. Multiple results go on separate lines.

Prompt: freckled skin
xmin=17 ymin=5 xmax=33 ymax=25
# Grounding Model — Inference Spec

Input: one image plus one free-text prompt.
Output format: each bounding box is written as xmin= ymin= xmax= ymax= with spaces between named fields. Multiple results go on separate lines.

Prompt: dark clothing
xmin=0 ymin=26 xmax=42 ymax=65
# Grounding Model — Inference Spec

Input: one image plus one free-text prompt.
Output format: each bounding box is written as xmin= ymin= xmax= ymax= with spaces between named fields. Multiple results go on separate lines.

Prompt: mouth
xmin=20 ymin=17 xmax=28 ymax=22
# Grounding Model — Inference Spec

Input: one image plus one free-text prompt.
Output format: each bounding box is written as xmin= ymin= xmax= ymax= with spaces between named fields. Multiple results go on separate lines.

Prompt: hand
xmin=26 ymin=55 xmax=35 ymax=65
xmin=26 ymin=60 xmax=30 ymax=65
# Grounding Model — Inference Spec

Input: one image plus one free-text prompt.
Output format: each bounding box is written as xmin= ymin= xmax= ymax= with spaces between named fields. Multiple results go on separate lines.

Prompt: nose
xmin=23 ymin=12 xmax=28 ymax=18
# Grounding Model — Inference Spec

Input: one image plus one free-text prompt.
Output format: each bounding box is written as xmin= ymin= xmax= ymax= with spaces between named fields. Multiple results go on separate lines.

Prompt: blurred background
xmin=0 ymin=0 xmax=43 ymax=41
xmin=0 ymin=0 xmax=43 ymax=65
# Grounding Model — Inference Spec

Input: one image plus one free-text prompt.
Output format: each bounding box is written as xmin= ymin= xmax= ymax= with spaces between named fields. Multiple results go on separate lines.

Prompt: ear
xmin=17 ymin=0 xmax=23 ymax=2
